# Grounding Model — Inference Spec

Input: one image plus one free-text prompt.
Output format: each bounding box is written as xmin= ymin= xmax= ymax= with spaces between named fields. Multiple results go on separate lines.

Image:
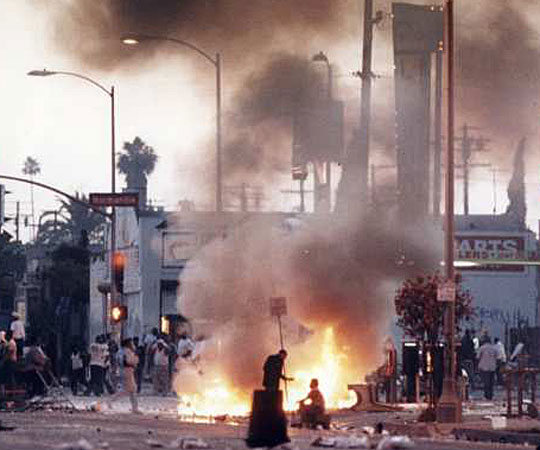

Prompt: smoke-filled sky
xmin=2 ymin=0 xmax=540 ymax=241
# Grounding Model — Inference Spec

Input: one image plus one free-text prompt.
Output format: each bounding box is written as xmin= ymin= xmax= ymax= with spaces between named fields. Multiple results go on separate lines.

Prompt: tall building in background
xmin=393 ymin=3 xmax=443 ymax=222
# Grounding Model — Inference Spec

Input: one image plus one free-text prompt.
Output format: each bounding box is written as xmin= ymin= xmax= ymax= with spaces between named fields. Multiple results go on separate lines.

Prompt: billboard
xmin=455 ymin=235 xmax=526 ymax=272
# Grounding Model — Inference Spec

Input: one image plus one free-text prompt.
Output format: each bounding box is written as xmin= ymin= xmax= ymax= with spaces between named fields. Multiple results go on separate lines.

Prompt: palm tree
xmin=117 ymin=137 xmax=158 ymax=207
xmin=35 ymin=193 xmax=105 ymax=248
xmin=22 ymin=156 xmax=41 ymax=240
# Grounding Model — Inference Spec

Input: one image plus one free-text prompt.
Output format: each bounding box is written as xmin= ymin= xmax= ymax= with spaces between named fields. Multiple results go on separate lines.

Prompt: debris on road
xmin=312 ymin=435 xmax=370 ymax=448
xmin=375 ymin=435 xmax=414 ymax=450
xmin=171 ymin=437 xmax=210 ymax=449
xmin=55 ymin=438 xmax=94 ymax=450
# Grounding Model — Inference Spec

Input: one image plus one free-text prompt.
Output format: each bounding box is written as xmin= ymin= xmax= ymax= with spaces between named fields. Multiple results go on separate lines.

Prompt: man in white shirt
xmin=10 ymin=312 xmax=25 ymax=359
xmin=477 ymin=338 xmax=498 ymax=400
xmin=86 ymin=335 xmax=108 ymax=396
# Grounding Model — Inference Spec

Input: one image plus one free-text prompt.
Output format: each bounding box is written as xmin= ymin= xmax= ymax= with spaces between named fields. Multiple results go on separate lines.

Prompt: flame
xmin=284 ymin=327 xmax=356 ymax=411
xmin=175 ymin=326 xmax=357 ymax=420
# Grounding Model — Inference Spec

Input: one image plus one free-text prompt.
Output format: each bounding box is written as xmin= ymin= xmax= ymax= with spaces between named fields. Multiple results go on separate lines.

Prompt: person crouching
xmin=298 ymin=378 xmax=326 ymax=429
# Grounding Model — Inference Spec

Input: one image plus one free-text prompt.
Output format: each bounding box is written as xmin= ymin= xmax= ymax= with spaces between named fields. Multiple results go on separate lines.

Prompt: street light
xmin=122 ymin=34 xmax=223 ymax=212
xmin=436 ymin=0 xmax=462 ymax=423
xmin=27 ymin=68 xmax=118 ymax=334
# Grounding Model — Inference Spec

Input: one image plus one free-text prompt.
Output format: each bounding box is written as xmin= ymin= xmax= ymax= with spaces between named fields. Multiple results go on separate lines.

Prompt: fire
xmin=284 ymin=327 xmax=356 ymax=411
xmin=175 ymin=326 xmax=357 ymax=420
xmin=176 ymin=376 xmax=251 ymax=419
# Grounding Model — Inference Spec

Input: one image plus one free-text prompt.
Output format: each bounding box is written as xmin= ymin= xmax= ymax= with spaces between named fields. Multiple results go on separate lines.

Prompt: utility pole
xmin=358 ymin=0 xmax=375 ymax=206
xmin=15 ymin=201 xmax=20 ymax=242
xmin=490 ymin=168 xmax=507 ymax=214
xmin=433 ymin=48 xmax=443 ymax=217
xmin=457 ymin=125 xmax=489 ymax=215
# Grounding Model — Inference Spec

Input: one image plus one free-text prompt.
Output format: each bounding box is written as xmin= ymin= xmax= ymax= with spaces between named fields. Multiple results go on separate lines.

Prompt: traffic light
xmin=112 ymin=251 xmax=126 ymax=294
xmin=111 ymin=304 xmax=128 ymax=323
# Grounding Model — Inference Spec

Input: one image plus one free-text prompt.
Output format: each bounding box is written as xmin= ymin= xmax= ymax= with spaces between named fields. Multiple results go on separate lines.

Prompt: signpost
xmin=437 ymin=280 xmax=456 ymax=303
xmin=89 ymin=192 xmax=139 ymax=207
xmin=270 ymin=296 xmax=289 ymax=400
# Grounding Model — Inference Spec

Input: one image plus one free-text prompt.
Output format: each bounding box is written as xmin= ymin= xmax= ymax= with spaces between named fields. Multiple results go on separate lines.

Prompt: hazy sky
xmin=1 ymin=1 xmax=539 ymax=242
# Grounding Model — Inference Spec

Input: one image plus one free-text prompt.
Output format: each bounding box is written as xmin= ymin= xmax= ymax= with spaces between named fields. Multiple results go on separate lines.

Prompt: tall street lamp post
xmin=27 ymin=69 xmax=117 ymax=333
xmin=122 ymin=35 xmax=223 ymax=212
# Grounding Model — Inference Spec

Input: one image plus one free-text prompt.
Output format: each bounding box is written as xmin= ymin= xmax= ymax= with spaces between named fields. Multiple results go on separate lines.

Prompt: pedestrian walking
xmin=477 ymin=337 xmax=497 ymax=400
xmin=494 ymin=337 xmax=506 ymax=385
xmin=107 ymin=338 xmax=141 ymax=414
xmin=10 ymin=312 xmax=25 ymax=360
xmin=460 ymin=329 xmax=476 ymax=389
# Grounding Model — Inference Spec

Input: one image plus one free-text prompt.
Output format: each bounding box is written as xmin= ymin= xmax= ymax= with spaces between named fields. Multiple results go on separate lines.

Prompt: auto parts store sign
xmin=455 ymin=235 xmax=525 ymax=272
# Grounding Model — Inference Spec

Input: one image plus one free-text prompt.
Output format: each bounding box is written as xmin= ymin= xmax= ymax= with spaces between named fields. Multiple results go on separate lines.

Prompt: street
xmin=0 ymin=395 xmax=535 ymax=450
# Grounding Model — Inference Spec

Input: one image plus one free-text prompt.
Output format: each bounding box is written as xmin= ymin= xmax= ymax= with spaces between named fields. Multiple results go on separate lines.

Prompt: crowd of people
xmin=0 ymin=314 xmax=202 ymax=413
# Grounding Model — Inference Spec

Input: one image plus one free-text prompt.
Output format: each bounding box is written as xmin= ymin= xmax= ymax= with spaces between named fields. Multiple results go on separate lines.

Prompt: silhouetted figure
xmin=262 ymin=349 xmax=292 ymax=391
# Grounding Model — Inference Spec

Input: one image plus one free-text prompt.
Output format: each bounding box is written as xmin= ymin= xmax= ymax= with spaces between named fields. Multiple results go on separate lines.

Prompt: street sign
xmin=89 ymin=192 xmax=139 ymax=207
xmin=270 ymin=297 xmax=288 ymax=317
xmin=437 ymin=280 xmax=456 ymax=302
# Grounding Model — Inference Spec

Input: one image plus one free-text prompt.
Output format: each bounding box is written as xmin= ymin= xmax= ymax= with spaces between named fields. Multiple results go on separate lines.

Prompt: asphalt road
xmin=0 ymin=408 xmax=534 ymax=450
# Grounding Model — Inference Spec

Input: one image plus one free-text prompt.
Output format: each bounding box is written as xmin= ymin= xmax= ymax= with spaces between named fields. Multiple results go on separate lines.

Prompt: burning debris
xmin=170 ymin=210 xmax=438 ymax=417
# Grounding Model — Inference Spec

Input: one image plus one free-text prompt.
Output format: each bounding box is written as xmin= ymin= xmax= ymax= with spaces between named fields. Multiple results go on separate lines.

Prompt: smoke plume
xmin=175 ymin=211 xmax=439 ymax=393
xmin=43 ymin=0 xmax=348 ymax=70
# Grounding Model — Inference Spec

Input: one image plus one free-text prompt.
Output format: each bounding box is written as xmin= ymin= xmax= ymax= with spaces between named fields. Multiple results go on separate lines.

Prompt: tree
xmin=394 ymin=272 xmax=474 ymax=346
xmin=35 ymin=193 xmax=105 ymax=248
xmin=22 ymin=156 xmax=41 ymax=240
xmin=117 ymin=136 xmax=158 ymax=191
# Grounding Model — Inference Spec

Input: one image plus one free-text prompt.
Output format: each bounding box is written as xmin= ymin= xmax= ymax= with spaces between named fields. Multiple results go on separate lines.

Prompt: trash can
xmin=246 ymin=389 xmax=290 ymax=448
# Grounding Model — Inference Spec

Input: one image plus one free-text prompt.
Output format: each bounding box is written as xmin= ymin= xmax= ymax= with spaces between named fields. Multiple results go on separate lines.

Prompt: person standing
xmin=2 ymin=330 xmax=18 ymax=387
xmin=10 ymin=312 xmax=25 ymax=359
xmin=133 ymin=337 xmax=145 ymax=393
xmin=494 ymin=337 xmax=507 ymax=385
xmin=262 ymin=349 xmax=293 ymax=391
xmin=477 ymin=337 xmax=497 ymax=400
xmin=152 ymin=339 xmax=170 ymax=395
xmin=107 ymin=338 xmax=141 ymax=413
xmin=87 ymin=336 xmax=107 ymax=396
xmin=460 ymin=329 xmax=476 ymax=389
xmin=143 ymin=328 xmax=159 ymax=380
xmin=70 ymin=345 xmax=86 ymax=396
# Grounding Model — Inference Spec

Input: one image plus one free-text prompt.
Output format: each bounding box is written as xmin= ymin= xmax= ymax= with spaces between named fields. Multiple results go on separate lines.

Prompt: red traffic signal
xmin=111 ymin=304 xmax=128 ymax=323
xmin=112 ymin=251 xmax=126 ymax=294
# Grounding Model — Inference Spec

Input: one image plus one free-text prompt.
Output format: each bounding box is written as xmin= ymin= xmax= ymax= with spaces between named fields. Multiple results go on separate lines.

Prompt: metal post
xmin=433 ymin=50 xmax=443 ymax=216
xmin=462 ymin=125 xmax=470 ymax=216
xmin=436 ymin=0 xmax=461 ymax=423
xmin=110 ymin=86 xmax=119 ymax=336
xmin=300 ymin=178 xmax=305 ymax=213
xmin=216 ymin=53 xmax=223 ymax=213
